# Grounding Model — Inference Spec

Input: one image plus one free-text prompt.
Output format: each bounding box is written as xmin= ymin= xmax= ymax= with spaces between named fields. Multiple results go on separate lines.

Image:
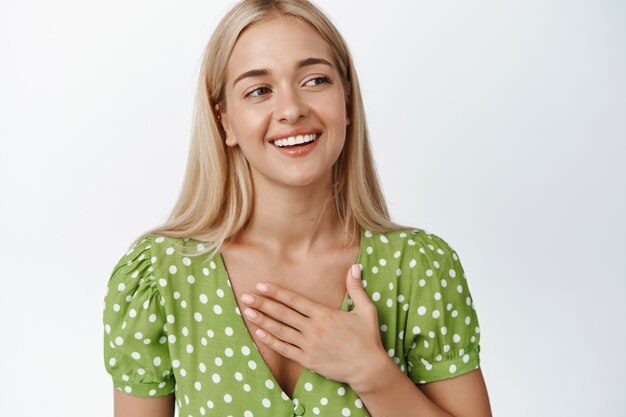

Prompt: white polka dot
xmin=167 ymin=314 xmax=175 ymax=324
xmin=210 ymin=261 xmax=217 ymax=269
xmin=365 ymin=230 xmax=373 ymax=237
xmin=417 ymin=306 xmax=426 ymax=315
xmin=182 ymin=326 xmax=189 ymax=336
xmin=342 ymin=408 xmax=351 ymax=416
xmin=379 ymin=258 xmax=387 ymax=266
xmin=441 ymin=326 xmax=447 ymax=335
xmin=224 ymin=393 xmax=232 ymax=403
xmin=441 ymin=279 xmax=447 ymax=287
xmin=262 ymin=398 xmax=271 ymax=407
xmin=168 ymin=265 xmax=177 ymax=274
xmin=321 ymin=397 xmax=328 ymax=405
xmin=225 ymin=348 xmax=234 ymax=357
xmin=366 ymin=246 xmax=373 ymax=254
xmin=148 ymin=314 xmax=157 ymax=323
xmin=183 ymin=257 xmax=191 ymax=266
xmin=217 ymin=289 xmax=225 ymax=298
xmin=409 ymin=259 xmax=417 ymax=268
xmin=428 ymin=331 xmax=435 ymax=339
xmin=449 ymin=269 xmax=457 ymax=278
xmin=452 ymin=310 xmax=458 ymax=317
xmin=426 ymin=269 xmax=433 ymax=277
xmin=419 ymin=279 xmax=426 ymax=287
xmin=386 ymin=299 xmax=393 ymax=308
xmin=172 ymin=359 xmax=180 ymax=368
xmin=465 ymin=316 xmax=472 ymax=325
xmin=202 ymin=267 xmax=209 ymax=276
xmin=304 ymin=382 xmax=313 ymax=391
xmin=244 ymin=411 xmax=253 ymax=417
xmin=394 ymin=251 xmax=401 ymax=258
xmin=115 ymin=337 xmax=124 ymax=346
xmin=225 ymin=327 xmax=233 ymax=336
xmin=165 ymin=247 xmax=174 ymax=255
xmin=186 ymin=344 xmax=194 ymax=353
xmin=199 ymin=362 xmax=206 ymax=372
xmin=215 ymin=357 xmax=223 ymax=366
xmin=128 ymin=309 xmax=137 ymax=318
xmin=453 ymin=334 xmax=461 ymax=343
xmin=207 ymin=330 xmax=214 ymax=338
xmin=432 ymin=309 xmax=440 ymax=318
xmin=248 ymin=360 xmax=257 ymax=370
xmin=235 ymin=372 xmax=243 ymax=381
xmin=355 ymin=399 xmax=363 ymax=408
xmin=213 ymin=305 xmax=223 ymax=314
xmin=207 ymin=400 xmax=214 ymax=408
xmin=194 ymin=312 xmax=203 ymax=322
xmin=199 ymin=294 xmax=208 ymax=304
xmin=109 ymin=357 xmax=116 ymax=366
xmin=463 ymin=354 xmax=470 ymax=363
xmin=195 ymin=381 xmax=202 ymax=390
xmin=449 ymin=364 xmax=457 ymax=373
xmin=187 ymin=275 xmax=195 ymax=284
xmin=338 ymin=386 xmax=346 ymax=396
xmin=173 ymin=291 xmax=180 ymax=300
xmin=371 ymin=266 xmax=378 ymax=273
xmin=149 ymin=389 xmax=156 ymax=396
xmin=372 ymin=292 xmax=380 ymax=302
xmin=131 ymin=352 xmax=141 ymax=360
xmin=153 ymin=356 xmax=161 ymax=366
xmin=117 ymin=283 xmax=126 ymax=291
xmin=265 ymin=379 xmax=274 ymax=389
xmin=158 ymin=278 xmax=167 ymax=287
xmin=457 ymin=285 xmax=463 ymax=293
xmin=180 ymin=300 xmax=187 ymax=309
xmin=124 ymin=386 xmax=132 ymax=393
xmin=241 ymin=346 xmax=251 ymax=356
xmin=212 ymin=373 xmax=221 ymax=383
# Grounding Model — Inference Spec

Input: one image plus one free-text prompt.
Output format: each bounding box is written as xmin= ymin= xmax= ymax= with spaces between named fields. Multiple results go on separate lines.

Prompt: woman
xmin=102 ymin=1 xmax=493 ymax=416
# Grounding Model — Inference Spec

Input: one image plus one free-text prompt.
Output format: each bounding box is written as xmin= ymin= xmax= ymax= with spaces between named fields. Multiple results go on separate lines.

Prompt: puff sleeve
xmin=404 ymin=232 xmax=481 ymax=384
xmin=102 ymin=235 xmax=175 ymax=397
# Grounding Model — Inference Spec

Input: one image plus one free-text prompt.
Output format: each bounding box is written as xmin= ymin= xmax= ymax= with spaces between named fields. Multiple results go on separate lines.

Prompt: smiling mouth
xmin=270 ymin=133 xmax=319 ymax=148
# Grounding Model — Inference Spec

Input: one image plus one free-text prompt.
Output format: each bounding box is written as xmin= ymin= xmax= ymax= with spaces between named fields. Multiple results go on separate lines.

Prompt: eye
xmin=245 ymin=86 xmax=271 ymax=98
xmin=304 ymin=76 xmax=332 ymax=87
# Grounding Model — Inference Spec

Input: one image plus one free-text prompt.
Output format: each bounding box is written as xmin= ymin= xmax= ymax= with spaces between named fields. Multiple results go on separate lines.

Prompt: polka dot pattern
xmin=103 ymin=228 xmax=481 ymax=416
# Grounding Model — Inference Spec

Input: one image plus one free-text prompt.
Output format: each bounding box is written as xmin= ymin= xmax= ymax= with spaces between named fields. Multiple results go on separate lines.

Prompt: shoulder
xmin=363 ymin=227 xmax=462 ymax=267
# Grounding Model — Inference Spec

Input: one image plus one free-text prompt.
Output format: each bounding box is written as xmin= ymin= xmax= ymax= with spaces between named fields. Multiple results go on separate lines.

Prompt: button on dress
xmin=103 ymin=227 xmax=482 ymax=416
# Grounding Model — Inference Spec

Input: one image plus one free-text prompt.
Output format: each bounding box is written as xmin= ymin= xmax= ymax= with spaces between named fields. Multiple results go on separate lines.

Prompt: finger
xmin=255 ymin=282 xmax=317 ymax=318
xmin=242 ymin=307 xmax=302 ymax=346
xmin=241 ymin=292 xmax=307 ymax=330
xmin=345 ymin=264 xmax=374 ymax=310
xmin=255 ymin=327 xmax=305 ymax=363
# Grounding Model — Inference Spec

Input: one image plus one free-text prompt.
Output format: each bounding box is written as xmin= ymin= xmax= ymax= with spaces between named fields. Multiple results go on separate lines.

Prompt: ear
xmin=214 ymin=104 xmax=238 ymax=147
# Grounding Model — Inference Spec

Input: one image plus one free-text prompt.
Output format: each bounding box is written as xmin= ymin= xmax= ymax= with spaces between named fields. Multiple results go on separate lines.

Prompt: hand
xmin=239 ymin=264 xmax=387 ymax=388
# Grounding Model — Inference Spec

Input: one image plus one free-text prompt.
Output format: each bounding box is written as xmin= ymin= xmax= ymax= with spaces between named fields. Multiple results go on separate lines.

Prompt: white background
xmin=1 ymin=0 xmax=625 ymax=416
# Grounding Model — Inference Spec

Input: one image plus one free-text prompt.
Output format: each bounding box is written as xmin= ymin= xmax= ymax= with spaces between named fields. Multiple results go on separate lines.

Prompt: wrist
xmin=348 ymin=347 xmax=397 ymax=395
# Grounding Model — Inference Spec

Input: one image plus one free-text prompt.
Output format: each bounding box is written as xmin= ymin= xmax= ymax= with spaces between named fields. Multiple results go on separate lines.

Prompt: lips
xmin=266 ymin=127 xmax=322 ymax=143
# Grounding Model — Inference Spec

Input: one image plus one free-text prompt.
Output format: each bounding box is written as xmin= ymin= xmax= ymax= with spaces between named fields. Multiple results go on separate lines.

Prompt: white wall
xmin=1 ymin=0 xmax=624 ymax=416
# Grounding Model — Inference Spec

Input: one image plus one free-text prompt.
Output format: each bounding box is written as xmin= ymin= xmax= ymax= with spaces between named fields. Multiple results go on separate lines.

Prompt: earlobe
xmin=214 ymin=104 xmax=238 ymax=147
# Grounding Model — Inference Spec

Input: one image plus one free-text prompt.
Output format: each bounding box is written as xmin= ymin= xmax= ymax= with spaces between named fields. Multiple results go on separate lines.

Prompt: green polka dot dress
xmin=103 ymin=227 xmax=481 ymax=416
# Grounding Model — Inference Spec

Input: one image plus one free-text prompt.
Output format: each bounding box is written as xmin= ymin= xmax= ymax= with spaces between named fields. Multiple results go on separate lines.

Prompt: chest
xmin=219 ymin=244 xmax=359 ymax=398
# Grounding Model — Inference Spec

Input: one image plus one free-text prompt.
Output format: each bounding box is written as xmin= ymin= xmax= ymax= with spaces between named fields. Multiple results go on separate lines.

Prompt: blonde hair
xmin=131 ymin=0 xmax=411 ymax=257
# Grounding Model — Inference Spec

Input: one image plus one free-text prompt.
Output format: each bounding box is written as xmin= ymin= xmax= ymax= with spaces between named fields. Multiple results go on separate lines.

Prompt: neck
xmin=237 ymin=170 xmax=351 ymax=256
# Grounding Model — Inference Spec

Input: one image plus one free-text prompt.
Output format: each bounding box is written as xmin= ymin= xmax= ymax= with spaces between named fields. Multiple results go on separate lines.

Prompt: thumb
xmin=345 ymin=264 xmax=371 ymax=308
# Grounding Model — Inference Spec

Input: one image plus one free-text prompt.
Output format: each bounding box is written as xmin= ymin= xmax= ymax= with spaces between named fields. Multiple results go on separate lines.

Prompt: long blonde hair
xmin=131 ymin=0 xmax=410 ymax=257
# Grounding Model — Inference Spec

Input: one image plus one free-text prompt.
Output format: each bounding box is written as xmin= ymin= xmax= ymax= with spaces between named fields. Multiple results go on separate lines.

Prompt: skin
xmin=114 ymin=14 xmax=492 ymax=417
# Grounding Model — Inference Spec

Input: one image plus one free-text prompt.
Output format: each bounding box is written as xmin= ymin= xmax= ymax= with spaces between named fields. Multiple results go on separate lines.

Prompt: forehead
xmin=226 ymin=15 xmax=335 ymax=82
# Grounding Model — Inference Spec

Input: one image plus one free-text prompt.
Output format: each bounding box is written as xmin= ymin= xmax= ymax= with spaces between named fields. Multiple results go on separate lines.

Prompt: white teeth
xmin=272 ymin=133 xmax=317 ymax=148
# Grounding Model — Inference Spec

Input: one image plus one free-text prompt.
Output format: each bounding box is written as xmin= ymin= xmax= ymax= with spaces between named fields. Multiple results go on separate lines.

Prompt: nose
xmin=272 ymin=85 xmax=309 ymax=124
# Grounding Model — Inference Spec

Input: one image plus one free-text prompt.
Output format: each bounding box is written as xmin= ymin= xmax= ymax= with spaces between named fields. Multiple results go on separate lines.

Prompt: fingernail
xmin=241 ymin=294 xmax=255 ymax=304
xmin=351 ymin=264 xmax=361 ymax=279
xmin=243 ymin=308 xmax=257 ymax=319
xmin=256 ymin=283 xmax=269 ymax=293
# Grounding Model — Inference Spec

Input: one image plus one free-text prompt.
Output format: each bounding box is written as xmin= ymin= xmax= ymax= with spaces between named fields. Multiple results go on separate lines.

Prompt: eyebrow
xmin=232 ymin=57 xmax=333 ymax=88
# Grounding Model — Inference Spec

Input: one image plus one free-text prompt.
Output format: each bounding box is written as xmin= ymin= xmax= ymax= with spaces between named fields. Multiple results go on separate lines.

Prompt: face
xmin=216 ymin=15 xmax=350 ymax=188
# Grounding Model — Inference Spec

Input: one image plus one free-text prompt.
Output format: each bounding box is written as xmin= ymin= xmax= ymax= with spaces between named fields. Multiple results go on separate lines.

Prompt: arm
xmin=114 ymin=390 xmax=175 ymax=417
xmin=350 ymin=351 xmax=492 ymax=417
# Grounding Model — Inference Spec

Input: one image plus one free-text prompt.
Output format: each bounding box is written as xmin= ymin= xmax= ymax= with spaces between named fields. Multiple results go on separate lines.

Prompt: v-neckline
xmin=215 ymin=226 xmax=365 ymax=401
